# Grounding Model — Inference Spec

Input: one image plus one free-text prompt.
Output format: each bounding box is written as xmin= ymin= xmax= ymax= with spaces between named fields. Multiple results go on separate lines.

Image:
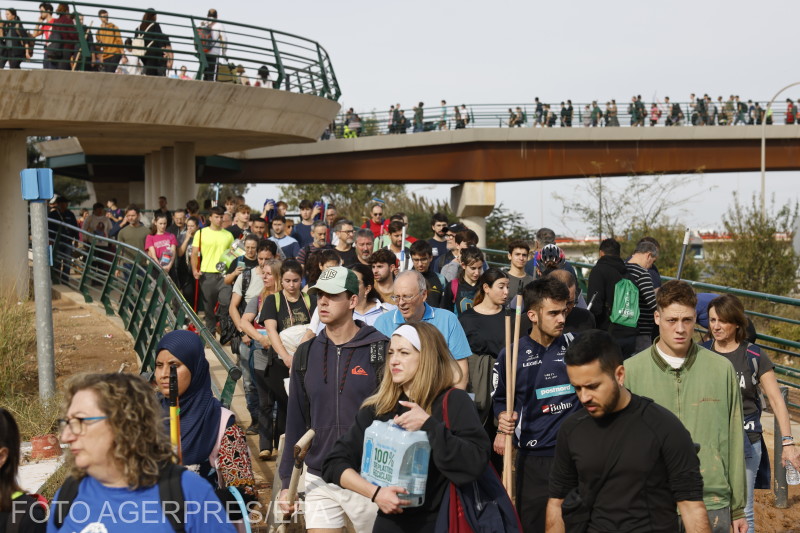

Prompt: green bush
xmin=0 ymin=293 xmax=36 ymax=396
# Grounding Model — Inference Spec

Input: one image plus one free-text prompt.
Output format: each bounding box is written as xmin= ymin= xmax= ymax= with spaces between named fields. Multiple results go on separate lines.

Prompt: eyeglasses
xmin=391 ymin=291 xmax=422 ymax=304
xmin=339 ymin=229 xmax=355 ymax=234
xmin=372 ymin=212 xmax=383 ymax=217
xmin=57 ymin=416 xmax=107 ymax=436
xmin=444 ymin=234 xmax=455 ymax=239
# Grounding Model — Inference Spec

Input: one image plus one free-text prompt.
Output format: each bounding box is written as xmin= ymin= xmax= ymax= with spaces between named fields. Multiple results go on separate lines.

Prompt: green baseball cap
xmin=308 ymin=266 xmax=359 ymax=296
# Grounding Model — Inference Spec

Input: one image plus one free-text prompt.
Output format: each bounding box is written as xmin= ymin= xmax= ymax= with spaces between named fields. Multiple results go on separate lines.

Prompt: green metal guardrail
xmin=46 ymin=218 xmax=241 ymax=407
xmin=3 ymin=1 xmax=340 ymax=100
xmin=333 ymin=100 xmax=790 ymax=137
xmin=481 ymin=248 xmax=800 ymax=408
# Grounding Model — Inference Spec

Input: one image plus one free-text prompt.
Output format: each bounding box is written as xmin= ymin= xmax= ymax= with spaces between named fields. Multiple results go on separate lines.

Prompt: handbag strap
xmin=442 ymin=388 xmax=455 ymax=429
xmin=583 ymin=397 xmax=651 ymax=510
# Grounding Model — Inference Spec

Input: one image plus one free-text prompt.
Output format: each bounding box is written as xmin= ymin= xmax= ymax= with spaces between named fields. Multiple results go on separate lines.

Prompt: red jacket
xmin=362 ymin=218 xmax=389 ymax=239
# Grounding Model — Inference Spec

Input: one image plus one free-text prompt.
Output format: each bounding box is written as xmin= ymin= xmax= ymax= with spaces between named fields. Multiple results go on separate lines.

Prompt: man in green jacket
xmin=624 ymin=280 xmax=746 ymax=533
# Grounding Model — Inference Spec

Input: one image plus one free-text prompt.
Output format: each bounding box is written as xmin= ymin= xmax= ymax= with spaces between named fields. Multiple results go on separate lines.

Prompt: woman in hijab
xmin=154 ymin=330 xmax=256 ymax=516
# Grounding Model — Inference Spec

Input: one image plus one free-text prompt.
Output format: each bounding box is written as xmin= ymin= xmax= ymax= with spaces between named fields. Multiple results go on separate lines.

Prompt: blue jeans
xmin=237 ymin=339 xmax=261 ymax=423
xmin=745 ymin=436 xmax=762 ymax=533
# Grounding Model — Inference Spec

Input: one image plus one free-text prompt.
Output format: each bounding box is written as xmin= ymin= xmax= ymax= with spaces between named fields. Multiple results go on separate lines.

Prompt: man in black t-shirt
xmin=546 ymin=330 xmax=710 ymax=533
xmin=426 ymin=212 xmax=449 ymax=270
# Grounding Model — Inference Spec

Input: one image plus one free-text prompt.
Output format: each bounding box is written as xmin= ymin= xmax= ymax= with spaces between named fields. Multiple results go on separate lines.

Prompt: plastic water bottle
xmin=361 ymin=420 xmax=431 ymax=507
xmin=160 ymin=248 xmax=173 ymax=267
xmin=787 ymin=463 xmax=800 ymax=485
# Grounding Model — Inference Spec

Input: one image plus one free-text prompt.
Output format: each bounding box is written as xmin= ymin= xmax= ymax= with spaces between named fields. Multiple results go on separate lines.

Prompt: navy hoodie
xmin=279 ymin=323 xmax=389 ymax=486
xmin=492 ymin=333 xmax=580 ymax=456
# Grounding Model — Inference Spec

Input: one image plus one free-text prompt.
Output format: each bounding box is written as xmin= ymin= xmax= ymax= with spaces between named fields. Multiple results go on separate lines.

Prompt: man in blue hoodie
xmin=278 ymin=267 xmax=389 ymax=531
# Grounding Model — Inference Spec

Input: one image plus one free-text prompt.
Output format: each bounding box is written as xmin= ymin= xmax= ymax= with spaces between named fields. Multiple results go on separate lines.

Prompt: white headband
xmin=393 ymin=324 xmax=421 ymax=351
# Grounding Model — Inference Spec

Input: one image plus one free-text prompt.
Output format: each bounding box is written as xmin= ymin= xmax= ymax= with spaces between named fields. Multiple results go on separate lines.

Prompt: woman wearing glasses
xmin=49 ymin=372 xmax=234 ymax=532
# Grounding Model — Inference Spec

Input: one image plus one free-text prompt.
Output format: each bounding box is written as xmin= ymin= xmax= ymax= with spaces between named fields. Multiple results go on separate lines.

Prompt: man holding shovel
xmin=278 ymin=267 xmax=389 ymax=531
xmin=492 ymin=277 xmax=581 ymax=533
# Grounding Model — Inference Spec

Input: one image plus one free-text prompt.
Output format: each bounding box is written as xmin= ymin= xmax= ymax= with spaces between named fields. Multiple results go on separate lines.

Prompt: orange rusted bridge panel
xmin=223 ymin=126 xmax=800 ymax=184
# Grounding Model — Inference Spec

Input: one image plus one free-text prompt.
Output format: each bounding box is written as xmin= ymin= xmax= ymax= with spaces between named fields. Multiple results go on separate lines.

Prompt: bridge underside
xmin=224 ymin=137 xmax=800 ymax=184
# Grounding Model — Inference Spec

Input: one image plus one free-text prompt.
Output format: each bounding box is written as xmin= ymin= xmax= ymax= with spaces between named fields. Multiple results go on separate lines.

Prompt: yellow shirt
xmin=192 ymin=227 xmax=234 ymax=273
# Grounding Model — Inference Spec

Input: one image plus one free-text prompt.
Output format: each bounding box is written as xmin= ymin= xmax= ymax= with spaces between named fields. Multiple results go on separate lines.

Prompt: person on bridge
xmin=492 ymin=277 xmax=580 ymax=533
xmin=95 ymin=9 xmax=123 ymax=72
xmin=136 ymin=9 xmax=172 ymax=76
xmin=703 ymin=294 xmax=800 ymax=533
xmin=0 ymin=8 xmax=31 ymax=69
xmin=200 ymin=9 xmax=226 ymax=82
xmin=545 ymin=330 xmax=710 ymax=533
xmin=624 ymin=281 xmax=747 ymax=533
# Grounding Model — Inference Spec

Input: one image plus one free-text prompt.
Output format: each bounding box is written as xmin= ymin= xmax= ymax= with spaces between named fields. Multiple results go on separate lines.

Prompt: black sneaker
xmin=245 ymin=424 xmax=259 ymax=435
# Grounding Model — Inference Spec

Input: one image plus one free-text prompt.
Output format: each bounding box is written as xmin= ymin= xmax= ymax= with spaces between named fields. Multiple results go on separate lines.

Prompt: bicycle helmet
xmin=540 ymin=244 xmax=562 ymax=266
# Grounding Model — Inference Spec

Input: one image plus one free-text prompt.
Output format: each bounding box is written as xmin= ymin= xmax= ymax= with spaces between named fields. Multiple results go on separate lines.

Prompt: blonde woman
xmin=323 ymin=322 xmax=489 ymax=532
xmin=241 ymin=259 xmax=281 ymax=459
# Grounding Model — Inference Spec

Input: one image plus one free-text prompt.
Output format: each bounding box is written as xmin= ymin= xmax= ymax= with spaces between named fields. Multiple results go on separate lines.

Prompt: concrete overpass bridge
xmin=0 ymin=2 xmax=341 ymax=296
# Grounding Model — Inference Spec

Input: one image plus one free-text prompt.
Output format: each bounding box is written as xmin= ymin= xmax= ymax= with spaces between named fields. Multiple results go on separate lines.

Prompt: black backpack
xmin=293 ymin=336 xmax=387 ymax=430
xmin=52 ymin=463 xmax=187 ymax=532
xmin=225 ymin=269 xmax=253 ymax=352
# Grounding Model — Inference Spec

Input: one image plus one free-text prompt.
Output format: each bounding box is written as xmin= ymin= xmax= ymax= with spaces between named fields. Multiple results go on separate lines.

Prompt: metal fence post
xmin=774 ymin=385 xmax=789 ymax=508
xmin=30 ymin=201 xmax=56 ymax=399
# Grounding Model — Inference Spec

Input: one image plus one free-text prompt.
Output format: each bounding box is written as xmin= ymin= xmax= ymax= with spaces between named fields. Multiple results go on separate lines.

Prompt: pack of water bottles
xmin=360 ymin=420 xmax=431 ymax=507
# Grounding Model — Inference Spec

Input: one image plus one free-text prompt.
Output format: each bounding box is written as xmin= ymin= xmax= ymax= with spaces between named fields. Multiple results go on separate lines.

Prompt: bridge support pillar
xmin=0 ymin=131 xmax=30 ymax=299
xmin=172 ymin=142 xmax=197 ymax=210
xmin=159 ymin=146 xmax=175 ymax=206
xmin=450 ymin=182 xmax=496 ymax=248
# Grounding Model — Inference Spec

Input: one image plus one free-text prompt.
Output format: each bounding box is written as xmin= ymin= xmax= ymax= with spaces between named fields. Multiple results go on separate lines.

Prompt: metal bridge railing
xmin=481 ymin=248 xmax=800 ymax=408
xmin=45 ymin=218 xmax=241 ymax=407
xmin=335 ymin=100 xmax=794 ymax=138
xmin=2 ymin=0 xmax=340 ymax=100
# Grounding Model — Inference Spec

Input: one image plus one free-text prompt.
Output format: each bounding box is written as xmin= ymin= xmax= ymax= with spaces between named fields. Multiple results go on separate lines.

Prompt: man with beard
xmin=332 ymin=219 xmax=358 ymax=266
xmin=545 ymin=330 xmax=710 ymax=533
xmin=353 ymin=228 xmax=374 ymax=266
xmin=492 ymin=277 xmax=580 ymax=533
xmin=426 ymin=212 xmax=449 ymax=267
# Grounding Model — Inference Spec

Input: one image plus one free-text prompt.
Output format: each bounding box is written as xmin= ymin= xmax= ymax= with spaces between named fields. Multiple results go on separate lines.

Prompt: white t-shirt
xmin=656 ymin=343 xmax=686 ymax=369
xmin=233 ymin=268 xmax=264 ymax=303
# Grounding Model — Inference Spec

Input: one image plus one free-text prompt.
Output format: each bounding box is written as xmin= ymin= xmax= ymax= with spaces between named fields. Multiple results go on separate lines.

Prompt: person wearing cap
xmin=434 ymin=222 xmax=465 ymax=273
xmin=48 ymin=195 xmax=78 ymax=284
xmin=277 ymin=267 xmax=388 ymax=531
xmin=440 ymin=228 xmax=479 ymax=283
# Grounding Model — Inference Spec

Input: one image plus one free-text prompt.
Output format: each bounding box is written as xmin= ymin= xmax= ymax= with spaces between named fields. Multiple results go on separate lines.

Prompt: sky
xmin=16 ymin=0 xmax=799 ymax=236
